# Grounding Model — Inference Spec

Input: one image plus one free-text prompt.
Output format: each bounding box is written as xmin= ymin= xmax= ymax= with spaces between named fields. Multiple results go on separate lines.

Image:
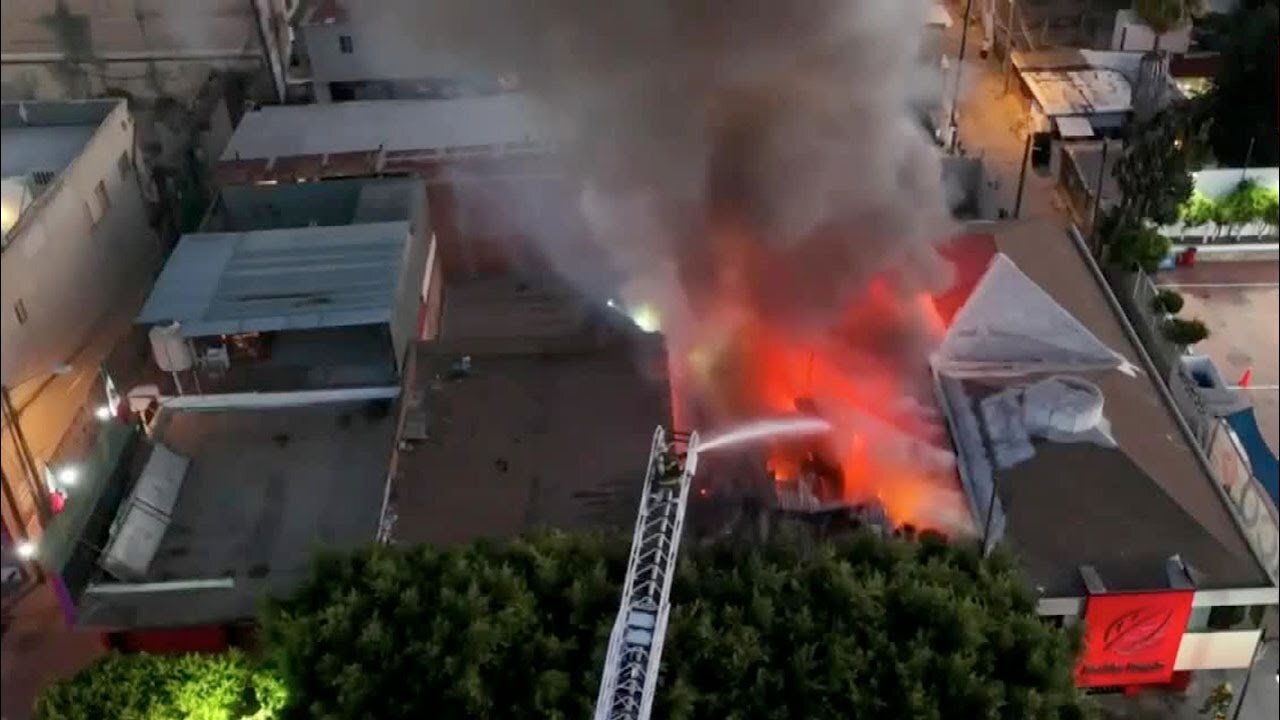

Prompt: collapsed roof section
xmin=932 ymin=253 xmax=1126 ymax=377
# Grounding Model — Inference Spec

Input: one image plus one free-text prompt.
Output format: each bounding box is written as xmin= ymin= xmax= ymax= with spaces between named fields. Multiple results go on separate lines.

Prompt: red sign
xmin=1075 ymin=590 xmax=1194 ymax=687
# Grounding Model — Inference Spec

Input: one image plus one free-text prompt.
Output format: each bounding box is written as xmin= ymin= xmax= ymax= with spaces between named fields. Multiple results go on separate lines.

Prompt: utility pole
xmin=1089 ymin=139 xmax=1110 ymax=251
xmin=1240 ymin=136 xmax=1256 ymax=183
xmin=948 ymin=0 xmax=976 ymax=154
xmin=1014 ymin=131 xmax=1032 ymax=218
xmin=1002 ymin=0 xmax=1018 ymax=95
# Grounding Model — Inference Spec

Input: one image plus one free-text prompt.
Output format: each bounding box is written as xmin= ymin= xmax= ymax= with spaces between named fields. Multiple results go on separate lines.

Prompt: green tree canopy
xmin=260 ymin=530 xmax=1091 ymax=720
xmin=1111 ymin=103 xmax=1205 ymax=228
xmin=34 ymin=650 xmax=285 ymax=720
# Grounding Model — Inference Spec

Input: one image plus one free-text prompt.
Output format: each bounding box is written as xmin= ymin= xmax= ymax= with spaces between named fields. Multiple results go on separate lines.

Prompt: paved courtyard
xmin=1159 ymin=262 xmax=1280 ymax=455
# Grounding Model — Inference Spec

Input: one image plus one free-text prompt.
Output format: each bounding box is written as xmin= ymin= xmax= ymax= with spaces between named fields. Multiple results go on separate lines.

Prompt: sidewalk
xmin=1 ymin=583 xmax=104 ymax=720
xmin=1097 ymin=639 xmax=1279 ymax=720
xmin=940 ymin=3 xmax=1073 ymax=224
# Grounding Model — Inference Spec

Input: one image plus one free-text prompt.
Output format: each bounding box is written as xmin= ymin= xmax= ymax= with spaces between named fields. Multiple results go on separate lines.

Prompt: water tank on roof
xmin=1023 ymin=376 xmax=1104 ymax=435
xmin=149 ymin=323 xmax=193 ymax=372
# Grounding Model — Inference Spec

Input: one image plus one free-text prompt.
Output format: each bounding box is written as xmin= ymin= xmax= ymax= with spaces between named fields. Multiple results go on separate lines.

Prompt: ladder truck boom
xmin=593 ymin=426 xmax=700 ymax=720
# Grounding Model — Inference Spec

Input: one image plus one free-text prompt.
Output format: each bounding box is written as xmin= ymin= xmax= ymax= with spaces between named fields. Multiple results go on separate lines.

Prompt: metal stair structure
xmin=593 ymin=426 xmax=700 ymax=720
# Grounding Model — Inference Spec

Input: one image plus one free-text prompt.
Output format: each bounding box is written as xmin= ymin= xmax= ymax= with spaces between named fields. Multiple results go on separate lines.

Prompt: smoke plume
xmin=392 ymin=0 xmax=956 ymax=418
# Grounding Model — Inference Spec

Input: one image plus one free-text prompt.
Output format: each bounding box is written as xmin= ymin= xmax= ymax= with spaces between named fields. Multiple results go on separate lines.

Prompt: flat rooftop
xmin=77 ymin=398 xmax=396 ymax=628
xmin=938 ymin=221 xmax=1270 ymax=597
xmin=1020 ymin=68 xmax=1131 ymax=116
xmin=220 ymin=94 xmax=554 ymax=161
xmin=0 ymin=99 xmax=116 ymax=179
xmin=387 ymin=279 xmax=671 ymax=546
xmin=136 ymin=221 xmax=412 ymax=338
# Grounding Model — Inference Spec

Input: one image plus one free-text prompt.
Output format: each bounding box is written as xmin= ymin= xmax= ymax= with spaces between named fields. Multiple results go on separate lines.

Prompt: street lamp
xmin=15 ymin=540 xmax=37 ymax=560
xmin=56 ymin=466 xmax=79 ymax=488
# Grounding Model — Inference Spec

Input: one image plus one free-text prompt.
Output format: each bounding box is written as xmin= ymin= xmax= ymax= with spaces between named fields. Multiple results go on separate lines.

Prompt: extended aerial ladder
xmin=593 ymin=426 xmax=700 ymax=720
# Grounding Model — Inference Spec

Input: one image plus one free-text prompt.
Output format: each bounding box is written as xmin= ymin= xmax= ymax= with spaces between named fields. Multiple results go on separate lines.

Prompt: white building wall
xmin=1110 ymin=9 xmax=1193 ymax=54
xmin=299 ymin=10 xmax=482 ymax=102
xmin=1 ymin=101 xmax=162 ymax=387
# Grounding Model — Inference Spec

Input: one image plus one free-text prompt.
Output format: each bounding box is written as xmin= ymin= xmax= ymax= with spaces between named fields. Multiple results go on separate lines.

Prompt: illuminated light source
xmin=606 ymin=298 xmax=618 ymax=309
xmin=0 ymin=201 xmax=16 ymax=234
xmin=56 ymin=466 xmax=80 ymax=487
xmin=15 ymin=540 xmax=37 ymax=560
xmin=95 ymin=405 xmax=113 ymax=421
xmin=629 ymin=304 xmax=661 ymax=333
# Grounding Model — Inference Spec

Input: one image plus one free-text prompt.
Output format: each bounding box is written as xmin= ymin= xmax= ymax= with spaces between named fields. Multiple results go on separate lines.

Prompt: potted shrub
xmin=1163 ymin=317 xmax=1210 ymax=346
xmin=1151 ymin=288 xmax=1185 ymax=315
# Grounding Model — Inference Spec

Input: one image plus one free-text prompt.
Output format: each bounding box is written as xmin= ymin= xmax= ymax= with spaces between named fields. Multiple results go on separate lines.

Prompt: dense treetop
xmin=264 ymin=529 xmax=1090 ymax=720
xmin=36 ymin=529 xmax=1091 ymax=719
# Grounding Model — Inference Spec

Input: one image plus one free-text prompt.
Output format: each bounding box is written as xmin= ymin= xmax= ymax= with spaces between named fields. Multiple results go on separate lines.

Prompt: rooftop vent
xmin=1022 ymin=375 xmax=1104 ymax=435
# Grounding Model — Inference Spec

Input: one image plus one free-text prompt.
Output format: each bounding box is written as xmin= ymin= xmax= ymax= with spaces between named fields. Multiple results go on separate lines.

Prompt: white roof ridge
xmin=932 ymin=253 xmax=1125 ymax=376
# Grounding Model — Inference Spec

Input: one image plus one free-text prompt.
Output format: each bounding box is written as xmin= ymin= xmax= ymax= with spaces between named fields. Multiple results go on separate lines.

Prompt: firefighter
xmin=657 ymin=443 xmax=684 ymax=486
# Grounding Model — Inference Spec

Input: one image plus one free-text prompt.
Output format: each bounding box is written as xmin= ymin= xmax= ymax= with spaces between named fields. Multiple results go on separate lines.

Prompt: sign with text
xmin=1075 ymin=589 xmax=1194 ymax=687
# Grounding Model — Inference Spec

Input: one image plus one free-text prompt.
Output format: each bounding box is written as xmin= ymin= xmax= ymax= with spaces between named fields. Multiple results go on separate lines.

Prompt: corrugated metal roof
xmin=220 ymin=94 xmax=554 ymax=161
xmin=137 ymin=222 xmax=410 ymax=337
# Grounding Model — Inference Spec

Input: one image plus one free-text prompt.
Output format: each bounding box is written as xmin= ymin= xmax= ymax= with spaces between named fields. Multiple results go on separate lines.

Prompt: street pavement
xmin=1 ymin=288 xmax=150 ymax=720
xmin=940 ymin=3 xmax=1073 ymax=225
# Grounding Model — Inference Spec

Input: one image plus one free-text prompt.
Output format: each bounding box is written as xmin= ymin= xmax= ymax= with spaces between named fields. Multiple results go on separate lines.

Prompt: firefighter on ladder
xmin=656 ymin=441 xmax=685 ymax=487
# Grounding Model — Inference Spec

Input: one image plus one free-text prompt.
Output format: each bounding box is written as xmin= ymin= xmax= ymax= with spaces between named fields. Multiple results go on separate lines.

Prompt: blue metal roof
xmin=137 ymin=222 xmax=410 ymax=337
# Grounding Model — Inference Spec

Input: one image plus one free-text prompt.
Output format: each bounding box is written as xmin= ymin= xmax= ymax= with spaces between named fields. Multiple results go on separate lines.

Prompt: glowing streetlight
xmin=15 ymin=540 xmax=37 ymax=560
xmin=57 ymin=466 xmax=80 ymax=487
xmin=629 ymin=304 xmax=661 ymax=333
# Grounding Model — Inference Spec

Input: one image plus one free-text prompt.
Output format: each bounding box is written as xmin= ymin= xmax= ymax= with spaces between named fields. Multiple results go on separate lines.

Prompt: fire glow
xmin=674 ymin=224 xmax=967 ymax=534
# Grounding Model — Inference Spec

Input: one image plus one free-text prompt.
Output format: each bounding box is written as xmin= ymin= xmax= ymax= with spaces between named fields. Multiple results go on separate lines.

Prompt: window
xmin=94 ymin=180 xmax=110 ymax=212
xmin=118 ymin=151 xmax=132 ymax=179
xmin=14 ymin=299 xmax=28 ymax=325
xmin=338 ymin=34 xmax=354 ymax=54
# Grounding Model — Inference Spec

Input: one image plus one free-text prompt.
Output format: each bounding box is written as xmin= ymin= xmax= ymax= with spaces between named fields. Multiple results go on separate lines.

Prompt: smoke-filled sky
xmin=383 ymin=0 xmax=951 ymax=309
xmin=384 ymin=0 xmax=956 ymax=411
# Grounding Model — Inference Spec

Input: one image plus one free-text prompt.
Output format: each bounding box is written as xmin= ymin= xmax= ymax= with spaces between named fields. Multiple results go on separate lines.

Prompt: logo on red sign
xmin=1075 ymin=590 xmax=1193 ymax=687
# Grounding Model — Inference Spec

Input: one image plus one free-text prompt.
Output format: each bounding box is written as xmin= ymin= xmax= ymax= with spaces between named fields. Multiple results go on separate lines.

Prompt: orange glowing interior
xmin=677 ymin=223 xmax=968 ymax=530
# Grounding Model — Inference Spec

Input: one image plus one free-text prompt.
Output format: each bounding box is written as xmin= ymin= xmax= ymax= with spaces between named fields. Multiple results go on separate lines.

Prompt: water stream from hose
xmin=698 ymin=416 xmax=833 ymax=453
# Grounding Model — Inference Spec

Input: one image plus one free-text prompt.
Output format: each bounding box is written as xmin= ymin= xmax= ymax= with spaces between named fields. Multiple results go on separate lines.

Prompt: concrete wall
xmin=389 ymin=180 xmax=430 ymax=372
xmin=299 ymin=12 xmax=484 ymax=102
xmin=1 ymin=101 xmax=162 ymax=387
xmin=0 ymin=0 xmax=283 ymax=99
xmin=1111 ymin=9 xmax=1192 ymax=53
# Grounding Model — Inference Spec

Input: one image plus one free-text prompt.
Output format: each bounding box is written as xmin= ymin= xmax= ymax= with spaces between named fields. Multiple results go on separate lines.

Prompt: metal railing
xmin=1107 ymin=267 xmax=1216 ymax=448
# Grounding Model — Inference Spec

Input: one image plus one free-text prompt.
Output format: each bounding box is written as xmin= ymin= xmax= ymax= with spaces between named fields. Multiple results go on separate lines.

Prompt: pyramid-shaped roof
xmin=932 ymin=253 xmax=1125 ymax=376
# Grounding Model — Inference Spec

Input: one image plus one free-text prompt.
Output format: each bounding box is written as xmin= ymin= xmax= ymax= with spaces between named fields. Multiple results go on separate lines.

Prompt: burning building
xmin=371 ymin=0 xmax=967 ymax=534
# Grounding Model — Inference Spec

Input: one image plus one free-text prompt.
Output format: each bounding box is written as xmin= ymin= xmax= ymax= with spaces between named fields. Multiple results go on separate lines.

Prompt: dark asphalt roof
xmin=941 ymin=221 xmax=1270 ymax=596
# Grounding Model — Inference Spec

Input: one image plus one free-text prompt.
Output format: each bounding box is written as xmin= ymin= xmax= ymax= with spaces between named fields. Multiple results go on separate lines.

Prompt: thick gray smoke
xmin=370 ymin=1 xmax=972 ymax=530
xmin=388 ymin=0 xmax=952 ymax=321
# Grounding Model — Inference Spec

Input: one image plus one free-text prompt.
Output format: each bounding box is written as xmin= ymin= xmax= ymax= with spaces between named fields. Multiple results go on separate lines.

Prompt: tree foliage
xmin=1206 ymin=2 xmax=1279 ymax=167
xmin=1152 ymin=288 xmax=1185 ymax=314
xmin=1178 ymin=191 xmax=1218 ymax=227
xmin=34 ymin=650 xmax=286 ymax=720
xmin=261 ymin=530 xmax=1091 ymax=720
xmin=1163 ymin=317 xmax=1210 ymax=346
xmin=1101 ymin=212 xmax=1173 ymax=273
xmin=1177 ymin=182 xmax=1279 ymax=238
xmin=1110 ymin=104 xmax=1205 ymax=228
xmin=1216 ymin=179 xmax=1276 ymax=228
